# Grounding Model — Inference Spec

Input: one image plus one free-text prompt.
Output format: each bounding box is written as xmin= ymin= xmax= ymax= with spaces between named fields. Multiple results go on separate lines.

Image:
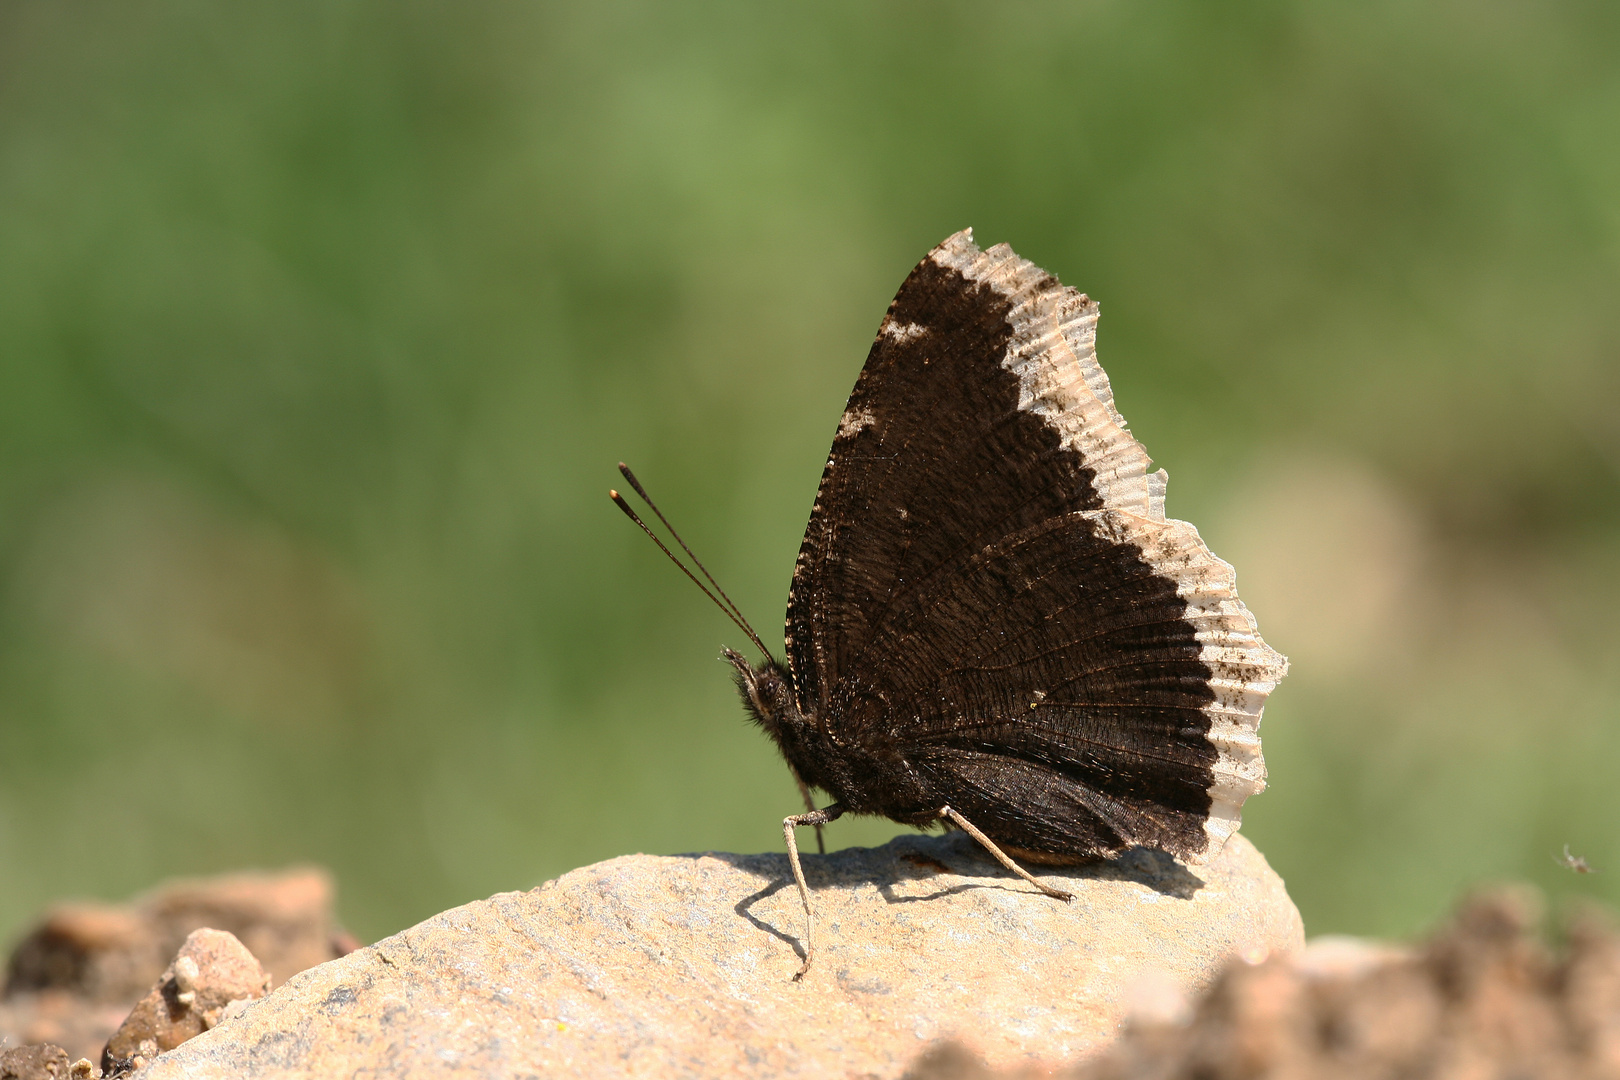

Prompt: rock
xmin=130 ymin=870 xmax=351 ymax=988
xmin=0 ymin=1043 xmax=71 ymax=1080
xmin=4 ymin=908 xmax=149 ymax=1006
xmin=101 ymin=930 xmax=271 ymax=1076
xmin=1 ymin=868 xmax=352 ymax=1062
xmin=133 ymin=831 xmax=1302 ymax=1078
xmin=0 ymin=993 xmax=130 ymax=1073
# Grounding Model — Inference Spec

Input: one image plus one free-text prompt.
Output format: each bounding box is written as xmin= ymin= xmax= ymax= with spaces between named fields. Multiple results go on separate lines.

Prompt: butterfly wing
xmin=784 ymin=229 xmax=1284 ymax=862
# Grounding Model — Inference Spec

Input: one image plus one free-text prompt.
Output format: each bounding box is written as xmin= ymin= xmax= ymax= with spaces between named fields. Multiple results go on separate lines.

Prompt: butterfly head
xmin=723 ymin=647 xmax=803 ymax=738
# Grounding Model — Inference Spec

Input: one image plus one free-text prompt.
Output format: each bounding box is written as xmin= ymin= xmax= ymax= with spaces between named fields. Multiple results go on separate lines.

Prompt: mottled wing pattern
xmin=785 ymin=229 xmax=1284 ymax=861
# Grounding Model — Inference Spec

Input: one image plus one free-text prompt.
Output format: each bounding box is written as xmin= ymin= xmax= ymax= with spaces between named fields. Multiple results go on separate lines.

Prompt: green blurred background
xmin=2 ymin=1 xmax=1618 ymax=949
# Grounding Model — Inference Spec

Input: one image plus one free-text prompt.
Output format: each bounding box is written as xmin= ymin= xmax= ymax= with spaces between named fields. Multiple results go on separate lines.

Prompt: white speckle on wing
xmin=837 ymin=407 xmax=877 ymax=440
xmin=882 ymin=320 xmax=928 ymax=343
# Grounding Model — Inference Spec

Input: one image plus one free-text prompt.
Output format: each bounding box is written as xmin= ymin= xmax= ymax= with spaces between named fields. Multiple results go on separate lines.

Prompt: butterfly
xmin=614 ymin=229 xmax=1286 ymax=977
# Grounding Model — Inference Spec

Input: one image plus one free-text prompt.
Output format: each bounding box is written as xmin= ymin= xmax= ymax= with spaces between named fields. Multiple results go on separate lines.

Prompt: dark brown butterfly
xmin=615 ymin=229 xmax=1286 ymax=977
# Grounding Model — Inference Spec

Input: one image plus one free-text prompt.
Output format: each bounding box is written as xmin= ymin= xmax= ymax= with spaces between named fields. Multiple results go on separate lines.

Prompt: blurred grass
xmin=1 ymin=0 xmax=1618 ymax=947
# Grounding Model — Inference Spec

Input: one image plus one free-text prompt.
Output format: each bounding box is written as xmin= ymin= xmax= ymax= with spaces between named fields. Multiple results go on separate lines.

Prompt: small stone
xmin=2 ymin=868 xmax=351 ymax=1062
xmin=100 ymin=931 xmax=270 ymax=1077
xmin=131 ymin=832 xmax=1302 ymax=1078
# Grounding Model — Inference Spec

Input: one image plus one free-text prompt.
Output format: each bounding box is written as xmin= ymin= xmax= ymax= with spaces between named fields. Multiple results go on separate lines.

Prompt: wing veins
xmin=857 ymin=529 xmax=1195 ymax=687
xmin=805 ymin=419 xmax=1109 ymax=688
xmin=888 ymin=600 xmax=1197 ymax=677
xmin=942 ymin=650 xmax=1208 ymax=685
xmin=934 ymin=732 xmax=1209 ymax=774
xmin=942 ymin=754 xmax=1180 ymax=841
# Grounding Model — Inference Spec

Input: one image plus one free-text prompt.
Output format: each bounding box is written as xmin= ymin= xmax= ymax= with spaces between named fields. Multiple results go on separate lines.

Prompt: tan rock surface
xmin=134 ymin=832 xmax=1301 ymax=1079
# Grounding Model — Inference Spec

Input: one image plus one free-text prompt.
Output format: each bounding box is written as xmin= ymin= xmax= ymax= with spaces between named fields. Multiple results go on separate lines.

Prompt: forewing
xmin=786 ymin=230 xmax=1157 ymax=709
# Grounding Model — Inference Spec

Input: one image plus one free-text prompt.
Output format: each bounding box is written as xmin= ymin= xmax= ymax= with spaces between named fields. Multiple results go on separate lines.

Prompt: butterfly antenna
xmin=611 ymin=465 xmax=777 ymax=666
xmin=617 ymin=463 xmax=761 ymax=641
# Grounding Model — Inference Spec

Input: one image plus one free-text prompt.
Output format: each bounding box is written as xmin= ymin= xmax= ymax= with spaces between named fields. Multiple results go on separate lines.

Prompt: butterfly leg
xmin=783 ymin=802 xmax=846 ymax=979
xmin=791 ymin=770 xmax=826 ymax=854
xmin=938 ymin=805 xmax=1075 ymax=902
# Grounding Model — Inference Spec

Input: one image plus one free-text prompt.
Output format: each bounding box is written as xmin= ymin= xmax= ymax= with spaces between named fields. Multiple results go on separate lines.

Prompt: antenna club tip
xmin=609 ymin=489 xmax=620 ymax=499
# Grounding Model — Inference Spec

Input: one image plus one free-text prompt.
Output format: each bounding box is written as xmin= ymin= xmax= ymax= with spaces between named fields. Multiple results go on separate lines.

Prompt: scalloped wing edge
xmin=1084 ymin=509 xmax=1286 ymax=861
xmin=927 ymin=228 xmax=1167 ymax=519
